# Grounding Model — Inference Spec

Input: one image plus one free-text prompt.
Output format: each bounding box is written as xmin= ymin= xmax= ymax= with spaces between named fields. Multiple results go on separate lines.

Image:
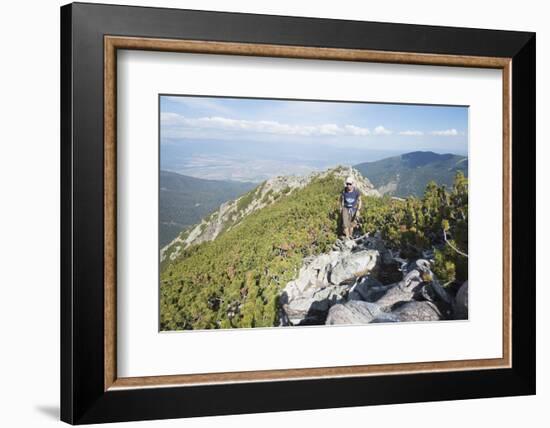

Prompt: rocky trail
xmin=278 ymin=232 xmax=468 ymax=326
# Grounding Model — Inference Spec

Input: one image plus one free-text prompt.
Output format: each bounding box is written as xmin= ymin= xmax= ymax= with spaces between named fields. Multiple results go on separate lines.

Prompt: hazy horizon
xmin=160 ymin=95 xmax=468 ymax=182
xmin=161 ymin=146 xmax=467 ymax=183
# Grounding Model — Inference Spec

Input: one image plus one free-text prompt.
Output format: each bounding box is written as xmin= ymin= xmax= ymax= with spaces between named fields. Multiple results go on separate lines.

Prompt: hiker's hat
xmin=345 ymin=176 xmax=354 ymax=185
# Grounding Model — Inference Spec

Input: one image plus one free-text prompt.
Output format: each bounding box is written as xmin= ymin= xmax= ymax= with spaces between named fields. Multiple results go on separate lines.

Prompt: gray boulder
xmin=453 ymin=281 xmax=468 ymax=319
xmin=359 ymin=235 xmax=394 ymax=265
xmin=329 ymin=249 xmax=379 ymax=285
xmin=374 ymin=284 xmax=416 ymax=309
xmin=279 ymin=242 xmax=450 ymax=326
xmin=390 ymin=301 xmax=443 ymax=322
xmin=280 ymin=284 xmax=348 ymax=325
xmin=325 ymin=301 xmax=382 ymax=325
xmin=370 ymin=312 xmax=400 ymax=323
xmin=373 ymin=259 xmax=432 ymax=309
xmin=429 ymin=279 xmax=453 ymax=304
xmin=279 ymin=250 xmax=347 ymax=325
xmin=348 ymin=276 xmax=391 ymax=302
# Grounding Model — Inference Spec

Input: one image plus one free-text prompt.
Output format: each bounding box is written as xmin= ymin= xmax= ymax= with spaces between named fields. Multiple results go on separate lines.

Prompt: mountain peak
xmin=354 ymin=151 xmax=468 ymax=197
xmin=318 ymin=165 xmax=378 ymax=196
xmin=400 ymin=151 xmax=456 ymax=167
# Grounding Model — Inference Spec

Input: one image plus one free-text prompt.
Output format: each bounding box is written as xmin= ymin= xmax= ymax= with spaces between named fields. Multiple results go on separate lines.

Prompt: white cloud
xmin=430 ymin=128 xmax=459 ymax=136
xmin=343 ymin=124 xmax=371 ymax=136
xmin=317 ymin=124 xmax=341 ymax=135
xmin=373 ymin=125 xmax=392 ymax=135
xmin=161 ymin=113 xmax=394 ymax=138
xmin=399 ymin=130 xmax=424 ymax=136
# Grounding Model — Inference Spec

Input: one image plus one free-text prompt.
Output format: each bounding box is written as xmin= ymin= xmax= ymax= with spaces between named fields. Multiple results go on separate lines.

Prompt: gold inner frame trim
xmin=104 ymin=35 xmax=512 ymax=391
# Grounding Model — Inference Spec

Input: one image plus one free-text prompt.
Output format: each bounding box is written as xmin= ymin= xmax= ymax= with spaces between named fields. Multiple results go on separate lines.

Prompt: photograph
xmin=159 ymin=95 xmax=469 ymax=331
xmin=52 ymin=1 xmax=537 ymax=424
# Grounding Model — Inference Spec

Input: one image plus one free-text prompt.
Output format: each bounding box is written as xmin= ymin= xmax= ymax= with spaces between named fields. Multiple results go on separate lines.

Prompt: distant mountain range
xmin=354 ymin=151 xmax=468 ymax=197
xmin=160 ymin=171 xmax=255 ymax=247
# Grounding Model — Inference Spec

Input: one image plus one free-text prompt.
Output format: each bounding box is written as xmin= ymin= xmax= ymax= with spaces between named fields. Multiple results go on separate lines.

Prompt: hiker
xmin=340 ymin=176 xmax=362 ymax=239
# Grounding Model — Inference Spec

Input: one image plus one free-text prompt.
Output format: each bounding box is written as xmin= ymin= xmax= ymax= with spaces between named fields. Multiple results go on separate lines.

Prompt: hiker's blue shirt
xmin=342 ymin=188 xmax=360 ymax=209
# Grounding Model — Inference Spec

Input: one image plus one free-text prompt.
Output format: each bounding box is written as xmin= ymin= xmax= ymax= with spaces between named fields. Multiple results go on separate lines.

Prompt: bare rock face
xmin=324 ymin=262 xmax=444 ymax=325
xmin=374 ymin=284 xmax=416 ymax=310
xmin=325 ymin=301 xmax=382 ymax=325
xmin=453 ymin=281 xmax=468 ymax=319
xmin=373 ymin=260 xmax=430 ymax=309
xmin=389 ymin=301 xmax=443 ymax=322
xmin=347 ymin=276 xmax=389 ymax=302
xmin=329 ymin=250 xmax=379 ymax=285
xmin=280 ymin=283 xmax=348 ymax=326
xmin=327 ymin=293 xmax=443 ymax=325
xmin=279 ymin=247 xmax=379 ymax=326
xmin=278 ymin=228 xmax=459 ymax=327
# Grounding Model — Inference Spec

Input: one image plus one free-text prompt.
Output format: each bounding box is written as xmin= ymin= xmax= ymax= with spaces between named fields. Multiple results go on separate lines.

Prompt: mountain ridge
xmin=354 ymin=150 xmax=468 ymax=197
xmin=161 ymin=166 xmax=379 ymax=264
xmin=159 ymin=170 xmax=255 ymax=246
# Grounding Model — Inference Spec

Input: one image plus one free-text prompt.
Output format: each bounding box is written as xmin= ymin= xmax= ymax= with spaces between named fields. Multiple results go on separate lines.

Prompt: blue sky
xmin=160 ymin=95 xmax=468 ymax=182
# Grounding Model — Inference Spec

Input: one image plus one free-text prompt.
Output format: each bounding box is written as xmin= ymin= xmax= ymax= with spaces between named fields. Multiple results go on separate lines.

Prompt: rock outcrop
xmin=329 ymin=250 xmax=379 ymax=285
xmin=453 ymin=280 xmax=468 ymax=319
xmin=279 ymin=246 xmax=379 ymax=325
xmin=326 ymin=301 xmax=383 ymax=325
xmin=279 ymin=233 xmax=466 ymax=326
xmin=390 ymin=300 xmax=443 ymax=322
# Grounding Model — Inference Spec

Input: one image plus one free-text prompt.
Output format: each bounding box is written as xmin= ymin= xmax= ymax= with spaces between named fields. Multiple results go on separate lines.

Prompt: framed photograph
xmin=60 ymin=2 xmax=536 ymax=424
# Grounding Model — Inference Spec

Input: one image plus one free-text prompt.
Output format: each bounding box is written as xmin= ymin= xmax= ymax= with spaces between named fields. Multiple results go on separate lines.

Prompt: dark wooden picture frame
xmin=61 ymin=2 xmax=536 ymax=424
